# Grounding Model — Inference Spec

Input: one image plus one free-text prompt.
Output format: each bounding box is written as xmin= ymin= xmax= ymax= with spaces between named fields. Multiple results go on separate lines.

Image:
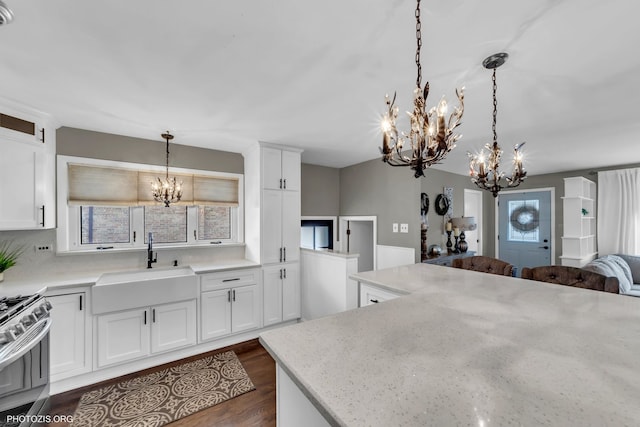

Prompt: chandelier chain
xmin=492 ymin=68 xmax=498 ymax=146
xmin=415 ymin=0 xmax=422 ymax=89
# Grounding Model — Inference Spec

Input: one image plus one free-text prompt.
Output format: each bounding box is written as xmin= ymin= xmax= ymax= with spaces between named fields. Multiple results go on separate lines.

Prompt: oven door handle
xmin=0 ymin=317 xmax=52 ymax=372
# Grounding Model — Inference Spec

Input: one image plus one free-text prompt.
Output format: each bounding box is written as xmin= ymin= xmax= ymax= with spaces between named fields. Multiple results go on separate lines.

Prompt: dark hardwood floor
xmin=46 ymin=339 xmax=276 ymax=427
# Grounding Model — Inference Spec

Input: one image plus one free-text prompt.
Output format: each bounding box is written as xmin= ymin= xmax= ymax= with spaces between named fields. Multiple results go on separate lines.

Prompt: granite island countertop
xmin=260 ymin=263 xmax=640 ymax=426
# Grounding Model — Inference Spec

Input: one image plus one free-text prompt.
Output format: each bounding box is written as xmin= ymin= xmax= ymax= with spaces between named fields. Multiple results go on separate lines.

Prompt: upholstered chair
xmin=451 ymin=256 xmax=513 ymax=276
xmin=521 ymin=265 xmax=619 ymax=294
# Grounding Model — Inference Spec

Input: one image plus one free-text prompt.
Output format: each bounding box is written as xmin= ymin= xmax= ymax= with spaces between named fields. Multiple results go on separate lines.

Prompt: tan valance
xmin=68 ymin=163 xmax=239 ymax=207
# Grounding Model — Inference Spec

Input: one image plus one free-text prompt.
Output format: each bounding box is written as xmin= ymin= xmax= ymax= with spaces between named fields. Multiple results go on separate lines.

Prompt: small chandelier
xmin=468 ymin=52 xmax=527 ymax=197
xmin=380 ymin=0 xmax=464 ymax=178
xmin=151 ymin=131 xmax=182 ymax=207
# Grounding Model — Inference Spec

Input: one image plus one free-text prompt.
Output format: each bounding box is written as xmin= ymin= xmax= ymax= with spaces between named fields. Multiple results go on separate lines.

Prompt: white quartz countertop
xmin=0 ymin=259 xmax=260 ymax=297
xmin=301 ymin=248 xmax=359 ymax=259
xmin=260 ymin=263 xmax=640 ymax=426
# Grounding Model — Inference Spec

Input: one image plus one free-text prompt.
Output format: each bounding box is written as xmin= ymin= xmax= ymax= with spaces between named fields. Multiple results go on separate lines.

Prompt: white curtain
xmin=597 ymin=168 xmax=640 ymax=255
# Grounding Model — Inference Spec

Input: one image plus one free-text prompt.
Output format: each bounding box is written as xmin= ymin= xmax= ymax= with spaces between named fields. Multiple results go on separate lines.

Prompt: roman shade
xmin=68 ymin=163 xmax=239 ymax=206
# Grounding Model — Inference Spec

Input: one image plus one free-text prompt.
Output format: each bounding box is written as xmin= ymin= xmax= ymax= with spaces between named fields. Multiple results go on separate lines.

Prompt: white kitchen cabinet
xmin=47 ymin=291 xmax=91 ymax=381
xmin=262 ymin=190 xmax=301 ymax=264
xmin=0 ymin=101 xmax=56 ymax=230
xmin=200 ymin=269 xmax=262 ymax=342
xmin=262 ymin=146 xmax=301 ymax=191
xmin=263 ymin=264 xmax=300 ymax=326
xmin=359 ymin=283 xmax=401 ymax=307
xmin=97 ymin=299 xmax=196 ymax=368
xmin=150 ymin=300 xmax=197 ymax=354
xmin=560 ymin=176 xmax=597 ymax=267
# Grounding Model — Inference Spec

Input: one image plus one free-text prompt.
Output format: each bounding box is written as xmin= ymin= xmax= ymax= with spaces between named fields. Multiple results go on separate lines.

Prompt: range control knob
xmin=21 ymin=313 xmax=38 ymax=326
xmin=43 ymin=300 xmax=52 ymax=311
xmin=0 ymin=329 xmax=17 ymax=344
xmin=13 ymin=323 xmax=26 ymax=335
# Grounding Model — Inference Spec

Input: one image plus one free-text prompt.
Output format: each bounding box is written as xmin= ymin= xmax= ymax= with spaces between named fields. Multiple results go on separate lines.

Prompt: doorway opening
xmin=338 ymin=216 xmax=377 ymax=272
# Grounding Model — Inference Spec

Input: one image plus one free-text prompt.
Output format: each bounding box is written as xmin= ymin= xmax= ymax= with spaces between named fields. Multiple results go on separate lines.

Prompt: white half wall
xmin=376 ymin=245 xmax=415 ymax=270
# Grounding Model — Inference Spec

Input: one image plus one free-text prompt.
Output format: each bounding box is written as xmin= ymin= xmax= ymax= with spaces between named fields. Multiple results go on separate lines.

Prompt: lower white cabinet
xmin=47 ymin=291 xmax=90 ymax=381
xmin=200 ymin=269 xmax=262 ymax=342
xmin=263 ymin=263 xmax=300 ymax=326
xmin=359 ymin=283 xmax=401 ymax=307
xmin=97 ymin=299 xmax=196 ymax=368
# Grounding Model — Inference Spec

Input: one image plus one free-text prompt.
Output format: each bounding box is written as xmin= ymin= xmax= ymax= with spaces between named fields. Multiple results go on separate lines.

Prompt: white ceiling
xmin=1 ymin=0 xmax=638 ymax=176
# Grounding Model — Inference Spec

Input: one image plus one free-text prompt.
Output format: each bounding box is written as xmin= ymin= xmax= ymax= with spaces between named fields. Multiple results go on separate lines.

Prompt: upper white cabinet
xmin=0 ymin=99 xmax=56 ymax=230
xmin=262 ymin=146 xmax=301 ymax=191
xmin=560 ymin=176 xmax=597 ymax=267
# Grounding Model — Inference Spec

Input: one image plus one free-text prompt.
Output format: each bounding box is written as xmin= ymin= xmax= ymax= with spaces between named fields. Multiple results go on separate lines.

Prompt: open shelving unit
xmin=560 ymin=176 xmax=597 ymax=267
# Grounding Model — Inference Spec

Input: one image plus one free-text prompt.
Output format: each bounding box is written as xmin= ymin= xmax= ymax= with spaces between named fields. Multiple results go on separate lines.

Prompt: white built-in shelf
xmin=560 ymin=177 xmax=597 ymax=267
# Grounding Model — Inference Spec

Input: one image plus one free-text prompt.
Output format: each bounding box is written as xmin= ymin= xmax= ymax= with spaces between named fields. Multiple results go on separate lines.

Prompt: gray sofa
xmin=583 ymin=254 xmax=640 ymax=296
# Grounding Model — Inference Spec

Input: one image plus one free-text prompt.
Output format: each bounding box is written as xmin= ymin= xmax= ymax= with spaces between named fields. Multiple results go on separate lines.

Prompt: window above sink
xmin=57 ymin=155 xmax=244 ymax=253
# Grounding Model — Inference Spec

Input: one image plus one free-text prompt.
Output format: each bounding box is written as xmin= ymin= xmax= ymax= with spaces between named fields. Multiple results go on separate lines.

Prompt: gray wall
xmin=337 ymin=158 xmax=485 ymax=263
xmin=301 ymin=164 xmax=340 ymax=217
xmin=57 ymin=127 xmax=244 ymax=173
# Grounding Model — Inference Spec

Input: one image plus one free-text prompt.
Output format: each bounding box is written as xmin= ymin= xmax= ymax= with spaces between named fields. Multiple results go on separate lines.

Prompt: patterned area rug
xmin=71 ymin=351 xmax=255 ymax=427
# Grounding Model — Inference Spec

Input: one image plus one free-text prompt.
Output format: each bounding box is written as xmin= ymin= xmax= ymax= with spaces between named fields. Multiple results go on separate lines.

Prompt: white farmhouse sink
xmin=93 ymin=266 xmax=198 ymax=314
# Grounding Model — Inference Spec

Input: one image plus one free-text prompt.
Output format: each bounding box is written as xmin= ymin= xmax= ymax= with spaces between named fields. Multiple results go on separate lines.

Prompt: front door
xmin=498 ymin=190 xmax=552 ymax=276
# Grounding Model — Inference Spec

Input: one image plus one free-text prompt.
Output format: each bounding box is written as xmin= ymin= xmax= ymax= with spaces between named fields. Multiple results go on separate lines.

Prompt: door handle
xmin=539 ymin=246 xmax=549 ymax=250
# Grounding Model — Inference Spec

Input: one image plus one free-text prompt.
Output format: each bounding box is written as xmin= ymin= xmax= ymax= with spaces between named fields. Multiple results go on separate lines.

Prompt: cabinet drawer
xmin=200 ymin=268 xmax=259 ymax=292
xmin=359 ymin=283 xmax=401 ymax=307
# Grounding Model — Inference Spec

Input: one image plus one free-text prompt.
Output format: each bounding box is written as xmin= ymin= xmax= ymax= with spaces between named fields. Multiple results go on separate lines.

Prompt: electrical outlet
xmin=400 ymin=223 xmax=409 ymax=233
xmin=35 ymin=244 xmax=53 ymax=252
xmin=392 ymin=223 xmax=399 ymax=233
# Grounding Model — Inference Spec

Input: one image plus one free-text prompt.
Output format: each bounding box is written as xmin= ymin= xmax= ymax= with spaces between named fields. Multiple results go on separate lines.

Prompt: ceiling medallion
xmin=468 ymin=52 xmax=527 ymax=197
xmin=379 ymin=0 xmax=464 ymax=178
xmin=151 ymin=132 xmax=182 ymax=207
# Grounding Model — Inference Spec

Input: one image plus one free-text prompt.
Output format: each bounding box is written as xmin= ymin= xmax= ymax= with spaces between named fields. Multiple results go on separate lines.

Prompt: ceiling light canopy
xmin=379 ymin=0 xmax=464 ymax=178
xmin=151 ymin=132 xmax=183 ymax=207
xmin=468 ymin=53 xmax=527 ymax=197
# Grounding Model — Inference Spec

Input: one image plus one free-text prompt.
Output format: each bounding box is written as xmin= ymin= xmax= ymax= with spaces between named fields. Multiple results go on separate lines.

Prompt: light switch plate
xmin=400 ymin=223 xmax=409 ymax=233
xmin=392 ymin=223 xmax=399 ymax=233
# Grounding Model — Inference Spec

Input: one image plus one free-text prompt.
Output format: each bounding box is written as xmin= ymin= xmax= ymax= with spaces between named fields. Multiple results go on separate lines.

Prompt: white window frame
xmin=57 ymin=155 xmax=244 ymax=253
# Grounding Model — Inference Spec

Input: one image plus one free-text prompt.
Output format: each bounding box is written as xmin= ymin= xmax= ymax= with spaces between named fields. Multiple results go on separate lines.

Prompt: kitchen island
xmin=259 ymin=263 xmax=640 ymax=426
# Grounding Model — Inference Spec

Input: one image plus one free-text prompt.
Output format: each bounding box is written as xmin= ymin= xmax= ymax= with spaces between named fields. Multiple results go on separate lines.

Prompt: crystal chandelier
xmin=151 ymin=132 xmax=182 ymax=207
xmin=468 ymin=53 xmax=527 ymax=197
xmin=380 ymin=0 xmax=464 ymax=178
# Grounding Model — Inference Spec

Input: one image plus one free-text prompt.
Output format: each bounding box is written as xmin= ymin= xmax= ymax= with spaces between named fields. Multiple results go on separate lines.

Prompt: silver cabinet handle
xmin=222 ymin=278 xmax=240 ymax=282
xmin=232 ymin=290 xmax=236 ymax=302
xmin=370 ymin=299 xmax=379 ymax=304
xmin=283 ymin=247 xmax=286 ymax=262
xmin=283 ymin=178 xmax=287 ymax=189
xmin=40 ymin=205 xmax=45 ymax=227
xmin=283 ymin=268 xmax=287 ymax=279
xmin=227 ymin=290 xmax=231 ymax=302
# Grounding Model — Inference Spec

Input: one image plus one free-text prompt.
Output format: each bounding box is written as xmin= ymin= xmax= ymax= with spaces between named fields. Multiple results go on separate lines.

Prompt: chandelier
xmin=151 ymin=132 xmax=182 ymax=207
xmin=380 ymin=0 xmax=464 ymax=178
xmin=468 ymin=53 xmax=527 ymax=197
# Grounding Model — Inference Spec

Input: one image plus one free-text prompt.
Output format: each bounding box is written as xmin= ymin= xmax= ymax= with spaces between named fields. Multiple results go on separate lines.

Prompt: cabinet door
xmin=281 ymin=190 xmax=300 ymax=263
xmin=97 ymin=309 xmax=150 ymax=368
xmin=151 ymin=300 xmax=196 ymax=354
xmin=231 ymin=284 xmax=261 ymax=333
xmin=262 ymin=147 xmax=283 ymax=190
xmin=48 ymin=293 xmax=88 ymax=380
xmin=282 ymin=263 xmax=301 ymax=321
xmin=201 ymin=289 xmax=232 ymax=341
xmin=263 ymin=267 xmax=283 ymax=326
xmin=262 ymin=189 xmax=283 ymax=264
xmin=0 ymin=139 xmax=43 ymax=229
xmin=281 ymin=150 xmax=301 ymax=191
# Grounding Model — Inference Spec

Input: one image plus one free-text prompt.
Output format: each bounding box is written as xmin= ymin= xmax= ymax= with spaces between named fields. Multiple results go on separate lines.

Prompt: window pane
xmin=81 ymin=206 xmax=130 ymax=244
xmin=145 ymin=206 xmax=187 ymax=243
xmin=508 ymin=200 xmax=540 ymax=242
xmin=198 ymin=206 xmax=231 ymax=240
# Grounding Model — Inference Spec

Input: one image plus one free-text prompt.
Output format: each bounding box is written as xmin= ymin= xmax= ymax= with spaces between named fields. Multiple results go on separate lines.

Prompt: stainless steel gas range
xmin=0 ymin=295 xmax=52 ymax=427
